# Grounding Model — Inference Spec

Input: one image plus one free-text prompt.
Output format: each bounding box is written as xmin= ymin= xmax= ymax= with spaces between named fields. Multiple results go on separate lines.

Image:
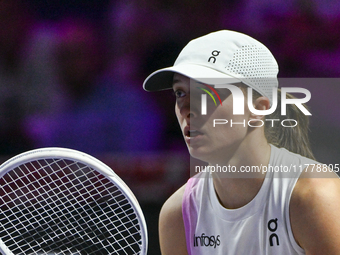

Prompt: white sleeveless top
xmin=182 ymin=145 xmax=318 ymax=255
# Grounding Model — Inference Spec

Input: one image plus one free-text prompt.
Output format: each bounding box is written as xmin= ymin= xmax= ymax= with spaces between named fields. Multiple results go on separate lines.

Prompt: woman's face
xmin=173 ymin=73 xmax=252 ymax=163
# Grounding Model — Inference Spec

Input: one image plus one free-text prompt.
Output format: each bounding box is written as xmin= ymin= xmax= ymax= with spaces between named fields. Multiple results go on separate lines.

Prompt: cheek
xmin=175 ymin=104 xmax=183 ymax=124
xmin=209 ymin=97 xmax=251 ymax=121
xmin=212 ymin=120 xmax=247 ymax=138
xmin=208 ymin=102 xmax=234 ymax=119
xmin=207 ymin=103 xmax=249 ymax=140
xmin=175 ymin=103 xmax=179 ymax=117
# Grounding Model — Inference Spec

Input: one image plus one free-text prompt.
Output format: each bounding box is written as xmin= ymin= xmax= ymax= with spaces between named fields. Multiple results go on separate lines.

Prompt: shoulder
xmin=160 ymin=184 xmax=186 ymax=224
xmin=290 ymin=166 xmax=340 ymax=254
xmin=159 ymin=184 xmax=188 ymax=255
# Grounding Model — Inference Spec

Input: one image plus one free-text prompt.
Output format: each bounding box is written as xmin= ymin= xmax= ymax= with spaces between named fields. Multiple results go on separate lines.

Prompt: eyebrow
xmin=172 ymin=78 xmax=181 ymax=88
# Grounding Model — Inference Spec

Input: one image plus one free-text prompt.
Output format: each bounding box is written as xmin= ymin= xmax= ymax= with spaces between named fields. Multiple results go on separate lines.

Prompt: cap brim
xmin=143 ymin=64 xmax=240 ymax=91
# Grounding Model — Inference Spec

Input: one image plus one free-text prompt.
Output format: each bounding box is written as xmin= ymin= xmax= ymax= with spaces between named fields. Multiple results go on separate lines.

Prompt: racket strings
xmin=0 ymin=158 xmax=142 ymax=255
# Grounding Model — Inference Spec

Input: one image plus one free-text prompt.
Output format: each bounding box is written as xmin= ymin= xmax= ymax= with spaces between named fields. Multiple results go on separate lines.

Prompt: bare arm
xmin=158 ymin=184 xmax=188 ymax=255
xmin=290 ymin=168 xmax=340 ymax=255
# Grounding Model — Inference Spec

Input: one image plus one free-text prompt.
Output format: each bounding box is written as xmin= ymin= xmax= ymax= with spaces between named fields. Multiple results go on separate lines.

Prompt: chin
xmin=187 ymin=146 xmax=214 ymax=164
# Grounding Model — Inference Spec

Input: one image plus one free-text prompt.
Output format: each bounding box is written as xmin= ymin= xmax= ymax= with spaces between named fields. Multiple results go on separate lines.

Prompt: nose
xmin=177 ymin=96 xmax=199 ymax=121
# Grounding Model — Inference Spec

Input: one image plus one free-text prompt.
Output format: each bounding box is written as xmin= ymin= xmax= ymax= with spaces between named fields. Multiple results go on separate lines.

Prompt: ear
xmin=249 ymin=96 xmax=270 ymax=120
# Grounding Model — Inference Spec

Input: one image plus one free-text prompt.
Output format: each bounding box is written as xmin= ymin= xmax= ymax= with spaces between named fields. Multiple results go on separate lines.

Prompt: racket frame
xmin=0 ymin=147 xmax=148 ymax=255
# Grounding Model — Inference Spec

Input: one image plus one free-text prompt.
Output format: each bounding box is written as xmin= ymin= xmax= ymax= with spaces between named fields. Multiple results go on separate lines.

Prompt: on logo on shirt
xmin=268 ymin=218 xmax=280 ymax=246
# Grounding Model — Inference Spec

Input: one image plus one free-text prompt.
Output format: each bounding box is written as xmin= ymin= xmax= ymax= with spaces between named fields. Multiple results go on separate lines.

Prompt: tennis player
xmin=143 ymin=30 xmax=340 ymax=255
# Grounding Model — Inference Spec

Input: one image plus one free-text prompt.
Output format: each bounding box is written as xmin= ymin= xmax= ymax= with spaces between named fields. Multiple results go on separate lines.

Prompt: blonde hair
xmin=240 ymin=84 xmax=315 ymax=160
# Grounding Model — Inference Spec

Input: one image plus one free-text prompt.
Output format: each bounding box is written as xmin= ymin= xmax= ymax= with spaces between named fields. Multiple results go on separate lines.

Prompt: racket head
xmin=0 ymin=147 xmax=148 ymax=255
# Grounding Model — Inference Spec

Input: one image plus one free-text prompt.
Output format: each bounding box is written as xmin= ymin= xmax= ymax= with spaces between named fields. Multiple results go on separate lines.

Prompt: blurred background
xmin=0 ymin=0 xmax=339 ymax=253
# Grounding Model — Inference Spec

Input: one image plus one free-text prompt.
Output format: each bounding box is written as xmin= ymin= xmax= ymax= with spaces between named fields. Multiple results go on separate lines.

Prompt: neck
xmin=210 ymin=131 xmax=271 ymax=209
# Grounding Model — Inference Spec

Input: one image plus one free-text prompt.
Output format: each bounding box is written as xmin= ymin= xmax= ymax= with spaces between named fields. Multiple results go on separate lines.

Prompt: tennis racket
xmin=0 ymin=147 xmax=148 ymax=255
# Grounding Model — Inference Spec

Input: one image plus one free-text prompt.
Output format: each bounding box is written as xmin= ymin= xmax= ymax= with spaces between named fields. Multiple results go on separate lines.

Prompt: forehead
xmin=172 ymin=73 xmax=204 ymax=90
xmin=172 ymin=73 xmax=189 ymax=85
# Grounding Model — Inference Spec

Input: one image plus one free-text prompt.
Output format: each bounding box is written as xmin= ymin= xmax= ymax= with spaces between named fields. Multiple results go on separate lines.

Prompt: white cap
xmin=143 ymin=30 xmax=279 ymax=101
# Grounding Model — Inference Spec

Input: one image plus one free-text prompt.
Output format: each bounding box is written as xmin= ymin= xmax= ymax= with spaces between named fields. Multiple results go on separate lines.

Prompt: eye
xmin=173 ymin=89 xmax=186 ymax=98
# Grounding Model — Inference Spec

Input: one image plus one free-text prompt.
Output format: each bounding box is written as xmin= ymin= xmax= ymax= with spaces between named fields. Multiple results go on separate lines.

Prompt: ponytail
xmin=265 ymin=89 xmax=315 ymax=160
xmin=239 ymin=84 xmax=315 ymax=160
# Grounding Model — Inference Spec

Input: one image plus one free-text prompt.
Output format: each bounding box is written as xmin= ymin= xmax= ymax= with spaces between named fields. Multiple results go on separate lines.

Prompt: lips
xmin=184 ymin=126 xmax=203 ymax=138
xmin=188 ymin=130 xmax=203 ymax=137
